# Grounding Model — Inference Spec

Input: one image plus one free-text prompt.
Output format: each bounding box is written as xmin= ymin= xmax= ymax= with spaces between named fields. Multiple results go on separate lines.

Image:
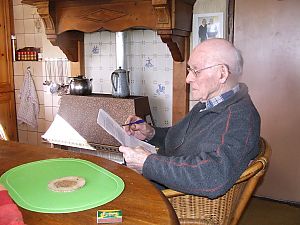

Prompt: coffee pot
xmin=111 ymin=67 xmax=130 ymax=97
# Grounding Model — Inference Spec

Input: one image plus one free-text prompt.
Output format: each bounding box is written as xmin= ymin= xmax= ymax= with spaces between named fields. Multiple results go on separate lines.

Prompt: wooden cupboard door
xmin=0 ymin=0 xmax=17 ymax=141
xmin=0 ymin=92 xmax=17 ymax=141
xmin=0 ymin=0 xmax=14 ymax=93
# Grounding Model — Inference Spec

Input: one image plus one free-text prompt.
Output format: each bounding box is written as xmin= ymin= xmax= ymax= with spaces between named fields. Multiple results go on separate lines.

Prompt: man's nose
xmin=186 ymin=71 xmax=194 ymax=84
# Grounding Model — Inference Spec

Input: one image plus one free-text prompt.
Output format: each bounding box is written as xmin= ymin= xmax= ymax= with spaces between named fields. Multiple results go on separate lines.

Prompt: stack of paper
xmin=97 ymin=109 xmax=156 ymax=154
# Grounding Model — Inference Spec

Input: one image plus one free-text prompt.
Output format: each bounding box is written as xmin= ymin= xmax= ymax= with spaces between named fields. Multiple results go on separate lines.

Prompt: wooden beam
xmin=70 ymin=38 xmax=85 ymax=76
xmin=228 ymin=0 xmax=235 ymax=43
xmin=172 ymin=36 xmax=190 ymax=124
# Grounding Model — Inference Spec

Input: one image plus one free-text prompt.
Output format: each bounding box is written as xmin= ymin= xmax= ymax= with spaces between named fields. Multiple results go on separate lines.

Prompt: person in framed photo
xmin=198 ymin=18 xmax=208 ymax=43
xmin=207 ymin=17 xmax=219 ymax=38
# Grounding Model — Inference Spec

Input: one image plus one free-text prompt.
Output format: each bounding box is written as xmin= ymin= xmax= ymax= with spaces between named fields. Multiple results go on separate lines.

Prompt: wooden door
xmin=0 ymin=0 xmax=17 ymax=141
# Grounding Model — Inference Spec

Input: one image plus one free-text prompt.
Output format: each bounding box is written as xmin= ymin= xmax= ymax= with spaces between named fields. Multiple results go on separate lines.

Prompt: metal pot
xmin=111 ymin=67 xmax=130 ymax=98
xmin=69 ymin=75 xmax=93 ymax=95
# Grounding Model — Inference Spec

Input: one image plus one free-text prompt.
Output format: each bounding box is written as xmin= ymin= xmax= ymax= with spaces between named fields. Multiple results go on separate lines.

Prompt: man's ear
xmin=219 ymin=64 xmax=230 ymax=84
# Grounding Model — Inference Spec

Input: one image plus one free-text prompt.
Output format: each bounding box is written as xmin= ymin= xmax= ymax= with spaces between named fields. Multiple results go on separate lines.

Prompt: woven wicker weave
xmin=163 ymin=137 xmax=271 ymax=225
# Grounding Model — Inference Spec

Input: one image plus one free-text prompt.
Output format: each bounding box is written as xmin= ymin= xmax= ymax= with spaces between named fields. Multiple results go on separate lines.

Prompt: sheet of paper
xmin=97 ymin=109 xmax=157 ymax=154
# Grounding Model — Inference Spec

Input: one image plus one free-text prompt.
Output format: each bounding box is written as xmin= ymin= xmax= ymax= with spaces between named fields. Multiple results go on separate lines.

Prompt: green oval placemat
xmin=0 ymin=158 xmax=124 ymax=213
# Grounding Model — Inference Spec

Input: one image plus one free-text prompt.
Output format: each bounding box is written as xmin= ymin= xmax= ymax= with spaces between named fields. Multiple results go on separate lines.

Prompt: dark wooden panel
xmin=0 ymin=0 xmax=14 ymax=93
xmin=0 ymin=0 xmax=17 ymax=141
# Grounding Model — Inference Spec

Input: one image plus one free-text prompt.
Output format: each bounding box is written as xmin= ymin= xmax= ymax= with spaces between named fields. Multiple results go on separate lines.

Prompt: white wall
xmin=235 ymin=0 xmax=300 ymax=203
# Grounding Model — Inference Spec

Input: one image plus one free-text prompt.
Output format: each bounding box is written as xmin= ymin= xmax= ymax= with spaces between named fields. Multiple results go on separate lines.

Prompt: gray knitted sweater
xmin=143 ymin=83 xmax=260 ymax=198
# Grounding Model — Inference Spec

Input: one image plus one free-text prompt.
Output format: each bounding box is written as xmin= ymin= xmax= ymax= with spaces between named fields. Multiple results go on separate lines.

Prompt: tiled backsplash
xmin=84 ymin=30 xmax=173 ymax=127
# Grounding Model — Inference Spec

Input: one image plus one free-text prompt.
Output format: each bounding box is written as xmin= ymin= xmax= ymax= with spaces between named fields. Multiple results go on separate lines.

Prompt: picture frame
xmin=192 ymin=13 xmax=224 ymax=48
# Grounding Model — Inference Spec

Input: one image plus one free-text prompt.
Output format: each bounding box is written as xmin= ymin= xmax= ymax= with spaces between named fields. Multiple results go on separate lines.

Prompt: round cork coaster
xmin=48 ymin=176 xmax=86 ymax=192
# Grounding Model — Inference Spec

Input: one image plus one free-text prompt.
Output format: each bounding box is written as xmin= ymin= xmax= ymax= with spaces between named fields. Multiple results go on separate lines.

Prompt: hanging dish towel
xmin=17 ymin=68 xmax=39 ymax=128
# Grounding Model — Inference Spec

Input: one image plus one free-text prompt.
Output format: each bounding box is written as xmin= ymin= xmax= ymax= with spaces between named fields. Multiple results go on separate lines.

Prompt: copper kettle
xmin=111 ymin=67 xmax=130 ymax=97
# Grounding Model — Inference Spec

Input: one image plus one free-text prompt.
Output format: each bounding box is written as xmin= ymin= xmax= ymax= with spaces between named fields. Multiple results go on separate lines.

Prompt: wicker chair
xmin=162 ymin=137 xmax=271 ymax=225
xmin=0 ymin=123 xmax=9 ymax=141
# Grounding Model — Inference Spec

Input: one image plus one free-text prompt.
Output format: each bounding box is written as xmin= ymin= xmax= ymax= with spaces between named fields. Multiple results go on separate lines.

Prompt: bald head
xmin=190 ymin=38 xmax=243 ymax=77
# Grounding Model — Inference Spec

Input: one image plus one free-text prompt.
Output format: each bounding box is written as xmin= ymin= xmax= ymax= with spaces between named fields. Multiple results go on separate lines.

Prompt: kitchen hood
xmin=21 ymin=0 xmax=196 ymax=62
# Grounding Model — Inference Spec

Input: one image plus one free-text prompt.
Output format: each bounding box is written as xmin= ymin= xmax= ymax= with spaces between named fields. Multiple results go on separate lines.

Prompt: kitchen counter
xmin=43 ymin=94 xmax=153 ymax=147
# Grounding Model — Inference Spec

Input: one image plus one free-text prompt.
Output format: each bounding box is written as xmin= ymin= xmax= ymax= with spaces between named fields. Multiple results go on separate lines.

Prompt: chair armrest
xmin=162 ymin=189 xmax=185 ymax=198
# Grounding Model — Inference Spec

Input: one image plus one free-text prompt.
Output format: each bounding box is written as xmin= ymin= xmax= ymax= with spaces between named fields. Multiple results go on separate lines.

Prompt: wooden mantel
xmin=22 ymin=0 xmax=196 ymax=123
xmin=22 ymin=0 xmax=196 ymax=63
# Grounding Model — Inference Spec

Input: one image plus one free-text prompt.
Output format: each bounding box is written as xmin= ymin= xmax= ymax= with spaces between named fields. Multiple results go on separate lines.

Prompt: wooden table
xmin=0 ymin=141 xmax=179 ymax=225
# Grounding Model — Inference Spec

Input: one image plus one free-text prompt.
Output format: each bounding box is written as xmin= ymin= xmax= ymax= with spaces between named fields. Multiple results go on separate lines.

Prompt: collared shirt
xmin=203 ymin=84 xmax=240 ymax=111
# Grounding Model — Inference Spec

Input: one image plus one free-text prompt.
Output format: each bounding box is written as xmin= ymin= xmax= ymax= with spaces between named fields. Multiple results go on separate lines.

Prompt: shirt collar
xmin=204 ymin=84 xmax=240 ymax=110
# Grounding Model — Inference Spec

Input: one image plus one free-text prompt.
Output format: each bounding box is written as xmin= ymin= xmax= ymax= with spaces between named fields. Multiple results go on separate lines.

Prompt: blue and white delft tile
xmin=145 ymin=57 xmax=154 ymax=69
xmin=156 ymin=84 xmax=166 ymax=95
xmin=91 ymin=45 xmax=100 ymax=55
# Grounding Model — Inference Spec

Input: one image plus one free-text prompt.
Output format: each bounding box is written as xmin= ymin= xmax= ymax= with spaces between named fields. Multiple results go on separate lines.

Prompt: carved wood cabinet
xmin=22 ymin=0 xmax=196 ymax=63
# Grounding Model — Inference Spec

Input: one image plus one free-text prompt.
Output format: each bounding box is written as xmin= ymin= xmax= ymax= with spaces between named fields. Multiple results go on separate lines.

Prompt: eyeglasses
xmin=187 ymin=63 xmax=227 ymax=77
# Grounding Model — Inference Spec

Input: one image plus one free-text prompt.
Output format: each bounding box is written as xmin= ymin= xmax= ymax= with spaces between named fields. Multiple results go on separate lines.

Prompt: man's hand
xmin=119 ymin=146 xmax=151 ymax=174
xmin=123 ymin=115 xmax=155 ymax=141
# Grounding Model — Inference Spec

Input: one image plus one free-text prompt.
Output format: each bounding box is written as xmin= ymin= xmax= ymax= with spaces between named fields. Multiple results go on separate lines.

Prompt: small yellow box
xmin=97 ymin=210 xmax=122 ymax=224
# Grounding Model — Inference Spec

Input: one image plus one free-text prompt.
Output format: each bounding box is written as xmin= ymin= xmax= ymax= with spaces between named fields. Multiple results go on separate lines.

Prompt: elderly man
xmin=119 ymin=38 xmax=260 ymax=198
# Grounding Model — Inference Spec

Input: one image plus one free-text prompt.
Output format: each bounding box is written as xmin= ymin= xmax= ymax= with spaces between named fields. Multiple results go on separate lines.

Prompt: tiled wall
xmin=13 ymin=0 xmax=61 ymax=146
xmin=84 ymin=30 xmax=173 ymax=126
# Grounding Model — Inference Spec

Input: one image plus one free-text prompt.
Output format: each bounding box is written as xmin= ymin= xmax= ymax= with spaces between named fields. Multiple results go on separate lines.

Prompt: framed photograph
xmin=192 ymin=13 xmax=224 ymax=48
